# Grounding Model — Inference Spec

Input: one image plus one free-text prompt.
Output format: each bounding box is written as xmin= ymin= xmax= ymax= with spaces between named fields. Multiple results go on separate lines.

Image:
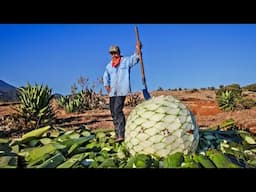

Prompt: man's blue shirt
xmin=103 ymin=53 xmax=140 ymax=97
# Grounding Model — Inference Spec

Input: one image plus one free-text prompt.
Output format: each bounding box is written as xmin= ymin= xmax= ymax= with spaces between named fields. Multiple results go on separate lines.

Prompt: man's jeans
xmin=110 ymin=96 xmax=126 ymax=139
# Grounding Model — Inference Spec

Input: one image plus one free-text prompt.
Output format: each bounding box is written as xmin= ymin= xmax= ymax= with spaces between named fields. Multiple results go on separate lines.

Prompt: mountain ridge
xmin=0 ymin=80 xmax=17 ymax=90
xmin=0 ymin=80 xmax=19 ymax=102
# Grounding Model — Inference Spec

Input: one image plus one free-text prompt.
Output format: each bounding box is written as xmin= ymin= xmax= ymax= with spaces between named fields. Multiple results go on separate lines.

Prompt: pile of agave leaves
xmin=1 ymin=124 xmax=256 ymax=168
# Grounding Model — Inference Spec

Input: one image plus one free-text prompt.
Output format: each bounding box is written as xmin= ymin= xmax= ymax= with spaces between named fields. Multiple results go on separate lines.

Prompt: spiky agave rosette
xmin=125 ymin=95 xmax=199 ymax=157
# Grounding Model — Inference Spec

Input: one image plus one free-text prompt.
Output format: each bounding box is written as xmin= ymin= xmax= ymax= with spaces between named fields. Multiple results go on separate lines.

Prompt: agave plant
xmin=57 ymin=93 xmax=84 ymax=113
xmin=217 ymin=90 xmax=237 ymax=111
xmin=16 ymin=82 xmax=55 ymax=128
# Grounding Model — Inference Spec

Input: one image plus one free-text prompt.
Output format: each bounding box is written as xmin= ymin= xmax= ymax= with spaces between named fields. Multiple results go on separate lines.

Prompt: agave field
xmin=1 ymin=124 xmax=256 ymax=168
xmin=1 ymin=82 xmax=256 ymax=168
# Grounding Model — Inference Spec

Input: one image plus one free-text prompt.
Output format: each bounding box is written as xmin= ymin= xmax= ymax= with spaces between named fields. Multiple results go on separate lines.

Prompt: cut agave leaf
xmin=0 ymin=156 xmax=18 ymax=168
xmin=20 ymin=125 xmax=51 ymax=143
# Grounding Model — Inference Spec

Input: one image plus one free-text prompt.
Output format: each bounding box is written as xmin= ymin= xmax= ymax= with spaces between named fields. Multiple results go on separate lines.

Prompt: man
xmin=103 ymin=42 xmax=142 ymax=142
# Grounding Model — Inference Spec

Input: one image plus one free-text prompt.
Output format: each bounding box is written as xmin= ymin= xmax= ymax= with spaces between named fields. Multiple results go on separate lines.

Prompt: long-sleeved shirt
xmin=103 ymin=53 xmax=140 ymax=97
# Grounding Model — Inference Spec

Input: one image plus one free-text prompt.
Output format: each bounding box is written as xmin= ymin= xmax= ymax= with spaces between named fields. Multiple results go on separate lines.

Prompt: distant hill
xmin=0 ymin=80 xmax=19 ymax=102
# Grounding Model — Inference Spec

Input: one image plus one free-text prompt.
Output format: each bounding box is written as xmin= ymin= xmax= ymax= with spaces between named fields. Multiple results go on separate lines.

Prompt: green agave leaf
xmin=20 ymin=125 xmax=51 ymax=143
xmin=57 ymin=153 xmax=88 ymax=168
xmin=0 ymin=156 xmax=18 ymax=168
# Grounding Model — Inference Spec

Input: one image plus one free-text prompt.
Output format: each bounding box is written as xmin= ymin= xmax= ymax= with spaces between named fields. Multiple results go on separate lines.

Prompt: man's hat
xmin=109 ymin=45 xmax=120 ymax=53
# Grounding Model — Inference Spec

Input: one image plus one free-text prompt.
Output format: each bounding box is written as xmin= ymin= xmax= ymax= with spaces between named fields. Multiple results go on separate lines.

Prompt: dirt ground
xmin=1 ymin=90 xmax=256 ymax=136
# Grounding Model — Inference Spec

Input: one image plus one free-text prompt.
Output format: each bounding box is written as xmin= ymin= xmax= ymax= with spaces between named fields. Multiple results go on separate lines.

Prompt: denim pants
xmin=110 ymin=96 xmax=126 ymax=138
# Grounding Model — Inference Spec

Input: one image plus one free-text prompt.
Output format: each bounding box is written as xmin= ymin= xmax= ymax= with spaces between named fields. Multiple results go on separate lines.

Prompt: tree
xmin=78 ymin=76 xmax=89 ymax=91
xmin=71 ymin=83 xmax=77 ymax=96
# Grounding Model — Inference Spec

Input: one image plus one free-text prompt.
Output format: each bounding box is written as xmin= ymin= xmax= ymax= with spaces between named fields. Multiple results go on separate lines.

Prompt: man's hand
xmin=136 ymin=41 xmax=142 ymax=50
xmin=136 ymin=41 xmax=142 ymax=55
xmin=105 ymin=86 xmax=111 ymax=94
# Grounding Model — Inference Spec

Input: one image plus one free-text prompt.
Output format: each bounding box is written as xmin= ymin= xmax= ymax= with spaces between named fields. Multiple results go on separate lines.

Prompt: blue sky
xmin=1 ymin=24 xmax=256 ymax=95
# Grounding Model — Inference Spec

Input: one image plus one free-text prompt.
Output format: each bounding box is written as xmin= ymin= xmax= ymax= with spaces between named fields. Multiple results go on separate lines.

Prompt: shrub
xmin=237 ymin=98 xmax=256 ymax=109
xmin=216 ymin=83 xmax=242 ymax=99
xmin=243 ymin=83 xmax=256 ymax=92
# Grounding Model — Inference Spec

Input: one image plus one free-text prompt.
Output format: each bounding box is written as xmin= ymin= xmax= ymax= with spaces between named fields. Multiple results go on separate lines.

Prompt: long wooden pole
xmin=135 ymin=26 xmax=147 ymax=89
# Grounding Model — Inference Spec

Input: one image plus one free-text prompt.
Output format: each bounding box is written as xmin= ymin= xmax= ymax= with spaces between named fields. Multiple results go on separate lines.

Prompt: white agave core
xmin=125 ymin=95 xmax=199 ymax=157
